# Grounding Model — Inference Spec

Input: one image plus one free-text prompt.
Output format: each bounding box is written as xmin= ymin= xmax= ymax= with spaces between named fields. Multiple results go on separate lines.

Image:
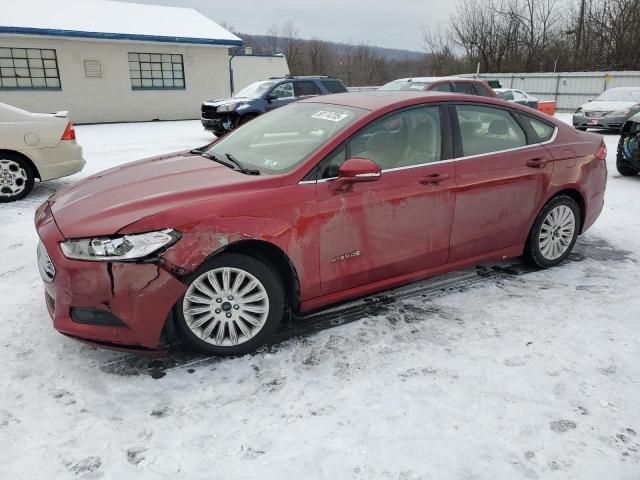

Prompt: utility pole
xmin=576 ymin=0 xmax=586 ymax=56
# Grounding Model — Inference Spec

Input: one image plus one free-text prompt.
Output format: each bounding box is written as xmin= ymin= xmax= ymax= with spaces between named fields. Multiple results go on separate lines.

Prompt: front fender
xmin=158 ymin=215 xmax=296 ymax=276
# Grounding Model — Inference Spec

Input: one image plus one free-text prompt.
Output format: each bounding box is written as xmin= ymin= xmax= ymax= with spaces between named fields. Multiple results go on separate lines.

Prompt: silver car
xmin=573 ymin=87 xmax=640 ymax=131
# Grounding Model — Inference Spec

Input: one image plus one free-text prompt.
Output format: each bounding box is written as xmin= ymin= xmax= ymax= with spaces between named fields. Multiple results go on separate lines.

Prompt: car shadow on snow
xmin=97 ymin=235 xmax=634 ymax=379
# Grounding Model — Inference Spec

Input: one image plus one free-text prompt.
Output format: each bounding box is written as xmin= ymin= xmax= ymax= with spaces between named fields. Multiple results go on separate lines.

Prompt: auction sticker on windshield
xmin=311 ymin=111 xmax=349 ymax=122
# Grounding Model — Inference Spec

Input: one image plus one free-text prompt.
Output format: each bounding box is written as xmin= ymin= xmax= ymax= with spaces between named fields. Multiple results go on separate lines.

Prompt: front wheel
xmin=575 ymin=126 xmax=587 ymax=131
xmin=174 ymin=253 xmax=285 ymax=356
xmin=524 ymin=196 xmax=581 ymax=268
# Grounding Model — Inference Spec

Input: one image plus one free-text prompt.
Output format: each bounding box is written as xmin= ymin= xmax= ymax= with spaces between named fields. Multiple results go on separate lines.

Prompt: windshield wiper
xmin=192 ymin=150 xmax=259 ymax=175
xmin=225 ymin=152 xmax=260 ymax=175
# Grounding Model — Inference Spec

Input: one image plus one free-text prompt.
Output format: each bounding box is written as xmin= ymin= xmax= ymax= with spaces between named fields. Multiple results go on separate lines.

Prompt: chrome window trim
xmin=299 ymin=125 xmax=558 ymax=184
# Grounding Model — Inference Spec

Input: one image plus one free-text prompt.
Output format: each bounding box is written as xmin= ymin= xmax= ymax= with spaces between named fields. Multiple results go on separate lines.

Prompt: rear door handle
xmin=419 ymin=173 xmax=449 ymax=185
xmin=526 ymin=158 xmax=548 ymax=168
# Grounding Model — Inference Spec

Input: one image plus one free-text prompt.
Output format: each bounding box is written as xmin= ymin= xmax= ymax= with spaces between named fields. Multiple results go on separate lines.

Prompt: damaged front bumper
xmin=35 ymin=202 xmax=187 ymax=353
xmin=200 ymin=113 xmax=237 ymax=134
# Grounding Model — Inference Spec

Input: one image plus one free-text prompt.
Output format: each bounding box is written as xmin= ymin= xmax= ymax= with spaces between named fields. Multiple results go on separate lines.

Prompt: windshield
xmin=596 ymin=88 xmax=640 ymax=102
xmin=379 ymin=80 xmax=433 ymax=91
xmin=206 ymin=102 xmax=368 ymax=174
xmin=234 ymin=80 xmax=277 ymax=99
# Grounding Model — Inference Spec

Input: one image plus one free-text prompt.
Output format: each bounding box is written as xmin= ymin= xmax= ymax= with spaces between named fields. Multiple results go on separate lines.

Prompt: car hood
xmin=48 ymin=152 xmax=282 ymax=238
xmin=582 ymin=100 xmax=638 ymax=112
xmin=203 ymin=97 xmax=252 ymax=107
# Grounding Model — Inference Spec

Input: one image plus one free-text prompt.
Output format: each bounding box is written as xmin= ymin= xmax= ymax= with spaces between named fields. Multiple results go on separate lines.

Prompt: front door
xmin=313 ymin=105 xmax=457 ymax=296
xmin=265 ymin=82 xmax=296 ymax=112
xmin=448 ymin=103 xmax=554 ymax=262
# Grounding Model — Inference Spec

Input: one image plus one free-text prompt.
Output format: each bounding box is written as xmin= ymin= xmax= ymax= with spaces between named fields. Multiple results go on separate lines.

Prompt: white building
xmin=0 ymin=0 xmax=289 ymax=124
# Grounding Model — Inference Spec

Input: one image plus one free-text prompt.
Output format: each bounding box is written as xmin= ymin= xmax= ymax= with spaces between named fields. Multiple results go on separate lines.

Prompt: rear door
xmin=448 ymin=103 xmax=554 ymax=262
xmin=294 ymin=80 xmax=322 ymax=99
xmin=312 ymin=104 xmax=456 ymax=295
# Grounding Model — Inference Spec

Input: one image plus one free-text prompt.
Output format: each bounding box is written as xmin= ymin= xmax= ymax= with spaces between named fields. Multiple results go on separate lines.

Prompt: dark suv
xmin=617 ymin=112 xmax=640 ymax=176
xmin=379 ymin=77 xmax=497 ymax=97
xmin=201 ymin=75 xmax=348 ymax=136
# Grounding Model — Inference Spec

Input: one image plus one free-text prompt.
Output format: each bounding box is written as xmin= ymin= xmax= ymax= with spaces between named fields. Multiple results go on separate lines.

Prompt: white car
xmin=0 ymin=102 xmax=85 ymax=202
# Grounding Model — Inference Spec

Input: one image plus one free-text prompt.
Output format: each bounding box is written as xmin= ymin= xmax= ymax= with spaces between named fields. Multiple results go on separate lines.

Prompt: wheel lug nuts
xmin=226 ymin=312 xmax=232 ymax=318
xmin=216 ymin=298 xmax=222 ymax=303
xmin=215 ymin=308 xmax=221 ymax=314
xmin=233 ymin=304 xmax=239 ymax=310
xmin=227 ymin=295 xmax=233 ymax=300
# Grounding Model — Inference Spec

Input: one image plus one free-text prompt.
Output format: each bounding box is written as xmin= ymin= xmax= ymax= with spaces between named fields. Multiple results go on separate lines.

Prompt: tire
xmin=174 ymin=253 xmax=285 ymax=356
xmin=524 ymin=195 xmax=581 ymax=268
xmin=212 ymin=128 xmax=226 ymax=137
xmin=616 ymin=137 xmax=639 ymax=176
xmin=237 ymin=113 xmax=259 ymax=128
xmin=0 ymin=153 xmax=35 ymax=203
xmin=575 ymin=126 xmax=587 ymax=131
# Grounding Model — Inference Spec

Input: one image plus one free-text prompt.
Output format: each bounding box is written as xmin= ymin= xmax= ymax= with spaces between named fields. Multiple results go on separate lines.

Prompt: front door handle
xmin=526 ymin=158 xmax=548 ymax=168
xmin=419 ymin=173 xmax=450 ymax=185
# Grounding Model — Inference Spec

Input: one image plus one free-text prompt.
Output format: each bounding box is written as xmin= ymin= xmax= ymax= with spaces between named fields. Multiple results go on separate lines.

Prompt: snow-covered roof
xmin=0 ymin=0 xmax=242 ymax=47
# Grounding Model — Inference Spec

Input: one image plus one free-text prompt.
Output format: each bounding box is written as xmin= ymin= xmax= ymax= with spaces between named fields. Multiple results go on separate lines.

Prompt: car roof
xmin=299 ymin=90 xmax=507 ymax=111
xmin=387 ymin=76 xmax=483 ymax=83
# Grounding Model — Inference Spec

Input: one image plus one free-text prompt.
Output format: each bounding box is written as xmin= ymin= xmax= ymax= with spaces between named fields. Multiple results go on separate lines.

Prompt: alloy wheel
xmin=182 ymin=267 xmax=270 ymax=347
xmin=538 ymin=205 xmax=576 ymax=260
xmin=0 ymin=159 xmax=28 ymax=198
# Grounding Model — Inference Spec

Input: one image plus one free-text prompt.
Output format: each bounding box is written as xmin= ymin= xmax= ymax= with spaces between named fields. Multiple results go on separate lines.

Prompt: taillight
xmin=61 ymin=121 xmax=76 ymax=141
xmin=595 ymin=141 xmax=607 ymax=161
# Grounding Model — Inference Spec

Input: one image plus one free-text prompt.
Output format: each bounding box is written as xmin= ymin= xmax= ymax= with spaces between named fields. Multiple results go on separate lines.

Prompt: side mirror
xmin=266 ymin=93 xmax=277 ymax=102
xmin=331 ymin=157 xmax=381 ymax=191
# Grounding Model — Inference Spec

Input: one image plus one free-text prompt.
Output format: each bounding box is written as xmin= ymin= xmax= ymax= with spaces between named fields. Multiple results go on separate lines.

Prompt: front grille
xmin=37 ymin=242 xmax=55 ymax=283
xmin=201 ymin=105 xmax=219 ymax=119
xmin=585 ymin=111 xmax=610 ymax=118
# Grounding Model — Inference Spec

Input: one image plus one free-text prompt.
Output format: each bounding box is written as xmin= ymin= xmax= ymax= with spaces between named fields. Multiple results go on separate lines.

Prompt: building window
xmin=0 ymin=48 xmax=61 ymax=90
xmin=128 ymin=52 xmax=185 ymax=90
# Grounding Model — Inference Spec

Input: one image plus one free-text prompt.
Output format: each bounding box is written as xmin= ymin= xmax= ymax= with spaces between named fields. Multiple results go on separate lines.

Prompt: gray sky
xmin=119 ymin=0 xmax=455 ymax=51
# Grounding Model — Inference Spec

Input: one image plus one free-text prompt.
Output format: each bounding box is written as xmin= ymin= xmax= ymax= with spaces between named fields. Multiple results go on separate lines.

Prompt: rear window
xmin=454 ymin=82 xmax=476 ymax=95
xmin=321 ymin=80 xmax=347 ymax=94
xmin=294 ymin=81 xmax=321 ymax=96
xmin=517 ymin=114 xmax=556 ymax=143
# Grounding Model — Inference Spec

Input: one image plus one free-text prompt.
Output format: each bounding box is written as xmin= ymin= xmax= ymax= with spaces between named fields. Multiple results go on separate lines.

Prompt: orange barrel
xmin=538 ymin=101 xmax=556 ymax=116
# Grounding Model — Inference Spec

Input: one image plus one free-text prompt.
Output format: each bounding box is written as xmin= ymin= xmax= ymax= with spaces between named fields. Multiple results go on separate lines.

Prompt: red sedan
xmin=35 ymin=91 xmax=607 ymax=356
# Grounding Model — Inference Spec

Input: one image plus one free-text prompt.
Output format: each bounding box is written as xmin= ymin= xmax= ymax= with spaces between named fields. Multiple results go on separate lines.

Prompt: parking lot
xmin=2 ymin=115 xmax=639 ymax=479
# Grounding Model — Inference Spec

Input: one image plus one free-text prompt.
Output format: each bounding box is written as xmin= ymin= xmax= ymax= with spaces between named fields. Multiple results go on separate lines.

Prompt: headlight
xmin=217 ymin=103 xmax=238 ymax=113
xmin=60 ymin=229 xmax=180 ymax=261
xmin=610 ymin=108 xmax=631 ymax=116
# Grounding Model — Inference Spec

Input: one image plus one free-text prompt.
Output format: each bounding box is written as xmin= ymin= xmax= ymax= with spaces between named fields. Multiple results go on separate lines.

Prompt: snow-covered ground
xmin=2 ymin=115 xmax=639 ymax=479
